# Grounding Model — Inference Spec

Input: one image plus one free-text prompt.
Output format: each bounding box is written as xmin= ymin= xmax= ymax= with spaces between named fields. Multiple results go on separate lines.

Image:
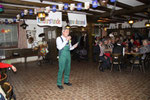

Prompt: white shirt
xmin=56 ymin=35 xmax=74 ymax=50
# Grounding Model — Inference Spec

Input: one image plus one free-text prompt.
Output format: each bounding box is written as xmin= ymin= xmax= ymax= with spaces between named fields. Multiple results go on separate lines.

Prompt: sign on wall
xmin=37 ymin=11 xmax=62 ymax=27
xmin=67 ymin=13 xmax=87 ymax=27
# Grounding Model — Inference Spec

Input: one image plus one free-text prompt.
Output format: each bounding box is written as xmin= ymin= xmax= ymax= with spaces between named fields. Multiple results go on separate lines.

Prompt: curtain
xmin=18 ymin=21 xmax=27 ymax=48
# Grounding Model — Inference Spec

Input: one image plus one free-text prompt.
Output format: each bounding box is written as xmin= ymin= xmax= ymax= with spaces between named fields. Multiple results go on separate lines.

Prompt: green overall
xmin=57 ymin=42 xmax=71 ymax=86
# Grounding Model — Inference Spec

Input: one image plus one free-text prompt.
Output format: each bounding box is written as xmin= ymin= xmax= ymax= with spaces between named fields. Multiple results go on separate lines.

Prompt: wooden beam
xmin=108 ymin=1 xmax=133 ymax=9
xmin=136 ymin=0 xmax=150 ymax=4
xmin=99 ymin=5 xmax=150 ymax=18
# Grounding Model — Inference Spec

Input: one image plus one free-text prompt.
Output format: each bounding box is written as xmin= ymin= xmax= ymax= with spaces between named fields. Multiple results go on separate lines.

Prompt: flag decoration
xmin=29 ymin=9 xmax=33 ymax=15
xmin=24 ymin=9 xmax=28 ymax=15
xmin=45 ymin=6 xmax=50 ymax=13
xmin=13 ymin=18 xmax=16 ymax=23
xmin=77 ymin=3 xmax=82 ymax=10
xmin=64 ymin=3 xmax=69 ymax=10
xmin=70 ymin=3 xmax=75 ymax=11
xmin=52 ymin=5 xmax=57 ymax=12
xmin=34 ymin=8 xmax=37 ymax=14
xmin=5 ymin=19 xmax=9 ymax=24
xmin=92 ymin=0 xmax=98 ymax=8
xmin=16 ymin=14 xmax=20 ymax=20
xmin=58 ymin=4 xmax=64 ymax=10
xmin=84 ymin=2 xmax=90 ymax=10
xmin=21 ymin=11 xmax=24 ymax=17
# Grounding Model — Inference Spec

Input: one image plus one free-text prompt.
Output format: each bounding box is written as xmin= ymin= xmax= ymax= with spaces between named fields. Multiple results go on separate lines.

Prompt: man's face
xmin=63 ymin=29 xmax=69 ymax=37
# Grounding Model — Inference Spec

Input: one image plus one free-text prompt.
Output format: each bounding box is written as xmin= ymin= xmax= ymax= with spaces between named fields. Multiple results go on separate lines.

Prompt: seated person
xmin=99 ymin=41 xmax=110 ymax=72
xmin=139 ymin=39 xmax=150 ymax=59
xmin=112 ymin=40 xmax=125 ymax=56
xmin=112 ymin=40 xmax=125 ymax=66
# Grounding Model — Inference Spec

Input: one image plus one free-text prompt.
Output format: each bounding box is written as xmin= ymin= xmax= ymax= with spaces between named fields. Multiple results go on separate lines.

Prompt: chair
xmin=98 ymin=59 xmax=103 ymax=71
xmin=1 ymin=82 xmax=13 ymax=100
xmin=144 ymin=53 xmax=150 ymax=69
xmin=130 ymin=53 xmax=145 ymax=73
xmin=111 ymin=54 xmax=122 ymax=72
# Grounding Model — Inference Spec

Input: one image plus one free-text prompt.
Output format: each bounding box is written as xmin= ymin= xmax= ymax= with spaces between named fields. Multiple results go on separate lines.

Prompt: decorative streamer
xmin=52 ymin=5 xmax=57 ymax=12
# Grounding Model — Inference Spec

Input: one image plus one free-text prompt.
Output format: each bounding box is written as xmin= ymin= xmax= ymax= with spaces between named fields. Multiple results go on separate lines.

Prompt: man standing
xmin=56 ymin=26 xmax=78 ymax=89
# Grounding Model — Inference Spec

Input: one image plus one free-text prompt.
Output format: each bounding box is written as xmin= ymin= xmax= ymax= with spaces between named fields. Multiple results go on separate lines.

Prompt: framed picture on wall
xmin=120 ymin=30 xmax=124 ymax=36
xmin=26 ymin=30 xmax=36 ymax=40
xmin=126 ymin=31 xmax=131 ymax=36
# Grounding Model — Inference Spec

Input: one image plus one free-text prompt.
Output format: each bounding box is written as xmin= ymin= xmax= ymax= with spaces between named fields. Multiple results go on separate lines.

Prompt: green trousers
xmin=57 ymin=45 xmax=71 ymax=86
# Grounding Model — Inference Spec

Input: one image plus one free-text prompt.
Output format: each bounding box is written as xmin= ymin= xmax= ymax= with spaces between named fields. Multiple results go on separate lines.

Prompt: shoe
xmin=64 ymin=82 xmax=72 ymax=86
xmin=57 ymin=85 xmax=64 ymax=89
xmin=99 ymin=67 xmax=104 ymax=72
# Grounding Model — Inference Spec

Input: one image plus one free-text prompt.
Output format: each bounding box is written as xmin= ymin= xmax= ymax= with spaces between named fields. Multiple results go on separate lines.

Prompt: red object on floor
xmin=104 ymin=53 xmax=112 ymax=61
xmin=0 ymin=63 xmax=12 ymax=68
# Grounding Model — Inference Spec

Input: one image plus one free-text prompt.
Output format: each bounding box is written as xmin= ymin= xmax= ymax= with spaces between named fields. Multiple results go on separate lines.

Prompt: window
xmin=0 ymin=24 xmax=18 ymax=48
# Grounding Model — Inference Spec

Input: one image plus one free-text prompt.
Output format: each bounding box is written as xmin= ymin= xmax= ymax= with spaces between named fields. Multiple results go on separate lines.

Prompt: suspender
xmin=60 ymin=36 xmax=63 ymax=43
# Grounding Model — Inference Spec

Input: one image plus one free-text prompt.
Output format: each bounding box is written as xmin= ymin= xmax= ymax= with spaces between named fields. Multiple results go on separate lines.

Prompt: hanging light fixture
xmin=99 ymin=0 xmax=108 ymax=7
xmin=128 ymin=19 xmax=134 ymax=28
xmin=128 ymin=20 xmax=134 ymax=24
xmin=145 ymin=20 xmax=150 ymax=27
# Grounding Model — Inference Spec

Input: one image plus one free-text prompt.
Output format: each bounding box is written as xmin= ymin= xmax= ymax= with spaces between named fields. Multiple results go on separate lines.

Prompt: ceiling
xmin=0 ymin=0 xmax=150 ymax=23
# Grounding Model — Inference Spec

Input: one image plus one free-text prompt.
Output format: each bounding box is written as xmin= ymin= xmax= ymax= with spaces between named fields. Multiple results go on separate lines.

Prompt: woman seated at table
xmin=139 ymin=39 xmax=150 ymax=59
xmin=99 ymin=40 xmax=110 ymax=72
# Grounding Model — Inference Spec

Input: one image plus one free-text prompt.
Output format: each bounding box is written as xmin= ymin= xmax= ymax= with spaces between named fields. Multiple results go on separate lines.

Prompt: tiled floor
xmin=9 ymin=61 xmax=150 ymax=100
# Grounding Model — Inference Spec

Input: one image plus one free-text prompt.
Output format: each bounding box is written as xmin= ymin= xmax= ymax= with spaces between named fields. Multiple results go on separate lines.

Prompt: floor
xmin=9 ymin=61 xmax=150 ymax=100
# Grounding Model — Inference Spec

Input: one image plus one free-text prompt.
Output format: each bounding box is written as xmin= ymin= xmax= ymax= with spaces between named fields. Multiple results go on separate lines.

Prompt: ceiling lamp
xmin=145 ymin=20 xmax=150 ymax=27
xmin=99 ymin=0 xmax=108 ymax=7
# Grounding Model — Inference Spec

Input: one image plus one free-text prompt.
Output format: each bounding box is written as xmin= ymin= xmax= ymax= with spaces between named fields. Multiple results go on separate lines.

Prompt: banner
xmin=68 ymin=13 xmax=87 ymax=27
xmin=37 ymin=11 xmax=62 ymax=27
